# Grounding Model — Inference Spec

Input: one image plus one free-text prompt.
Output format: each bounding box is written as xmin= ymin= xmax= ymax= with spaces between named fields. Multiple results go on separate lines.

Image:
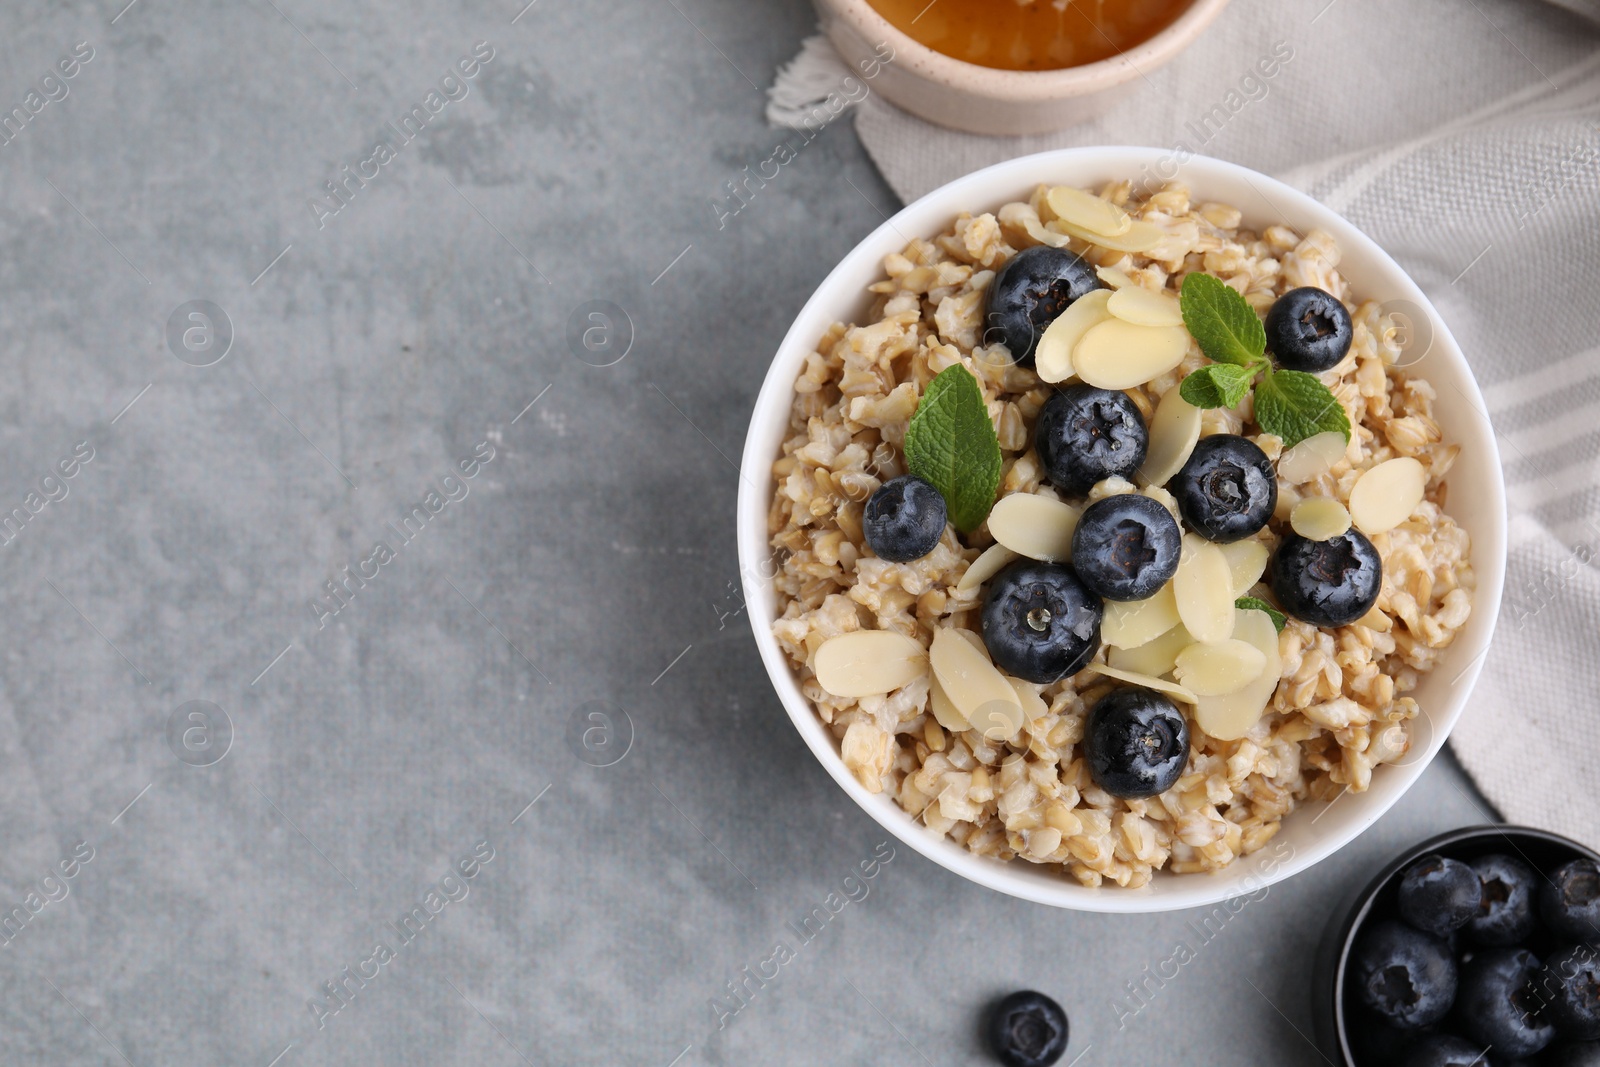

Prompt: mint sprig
xmin=1236 ymin=596 xmax=1287 ymax=632
xmin=903 ymin=364 xmax=1003 ymax=534
xmin=1175 ymin=273 xmax=1352 ymax=449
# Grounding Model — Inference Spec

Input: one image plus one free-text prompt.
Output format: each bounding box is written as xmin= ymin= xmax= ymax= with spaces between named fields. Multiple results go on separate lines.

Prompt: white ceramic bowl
xmin=737 ymin=147 xmax=1507 ymax=913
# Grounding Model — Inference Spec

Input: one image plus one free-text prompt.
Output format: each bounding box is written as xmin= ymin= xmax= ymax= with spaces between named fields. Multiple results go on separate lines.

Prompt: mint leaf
xmin=903 ymin=364 xmax=1003 ymax=534
xmin=1180 ymin=272 xmax=1267 ymax=368
xmin=1253 ymin=368 xmax=1352 ymax=449
xmin=1236 ymin=597 xmax=1286 ymax=632
xmin=1179 ymin=363 xmax=1257 ymax=409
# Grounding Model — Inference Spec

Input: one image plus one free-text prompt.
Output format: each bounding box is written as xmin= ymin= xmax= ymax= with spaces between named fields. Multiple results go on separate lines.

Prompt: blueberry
xmin=1467 ymin=855 xmax=1540 ymax=946
xmin=981 ymin=560 xmax=1103 ymax=684
xmin=1171 ymin=434 xmax=1276 ymax=543
xmin=1351 ymin=920 xmax=1458 ymax=1029
xmin=1544 ymin=945 xmax=1600 ymax=1041
xmin=1270 ymin=530 xmax=1384 ymax=627
xmin=1400 ymin=1033 xmax=1494 ymax=1067
xmin=987 ymin=989 xmax=1069 ymax=1067
xmin=1542 ymin=859 xmax=1600 ymax=943
xmin=1265 ymin=286 xmax=1353 ymax=372
xmin=1549 ymin=1042 xmax=1600 ymax=1067
xmin=985 ymin=246 xmax=1103 ymax=366
xmin=1069 ymin=494 xmax=1181 ymax=601
xmin=862 ymin=475 xmax=948 ymax=563
xmin=1399 ymin=854 xmax=1484 ymax=939
xmin=1083 ymin=688 xmax=1190 ymax=799
xmin=1455 ymin=947 xmax=1556 ymax=1057
xmin=1034 ymin=385 xmax=1148 ymax=496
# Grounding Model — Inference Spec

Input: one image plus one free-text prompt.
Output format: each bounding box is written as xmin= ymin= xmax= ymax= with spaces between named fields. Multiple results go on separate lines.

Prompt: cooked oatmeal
xmin=767 ymin=180 xmax=1473 ymax=888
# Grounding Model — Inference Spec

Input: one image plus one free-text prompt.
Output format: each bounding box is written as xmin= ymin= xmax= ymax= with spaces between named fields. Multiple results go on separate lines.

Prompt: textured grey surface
xmin=0 ymin=1 xmax=1517 ymax=1065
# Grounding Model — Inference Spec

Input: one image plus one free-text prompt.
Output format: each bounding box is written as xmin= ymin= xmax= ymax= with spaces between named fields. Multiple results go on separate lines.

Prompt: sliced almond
xmin=1350 ymin=457 xmax=1426 ymax=535
xmin=1137 ymin=388 xmax=1203 ymax=488
xmin=1034 ymin=288 xmax=1112 ymax=384
xmin=1095 ymin=266 xmax=1135 ymax=289
xmin=967 ymin=699 xmax=1025 ymax=744
xmin=987 ymin=493 xmax=1081 ymax=563
xmin=1291 ymin=497 xmax=1353 ymax=541
xmin=929 ymin=627 xmax=1022 ymax=737
xmin=1192 ymin=608 xmax=1282 ymax=740
xmin=1172 ymin=638 xmax=1268 ymax=696
xmin=928 ymin=673 xmax=971 ymax=732
xmin=1219 ymin=539 xmax=1270 ymax=597
xmin=1051 ymin=216 xmax=1165 ymax=254
xmin=1102 ymin=581 xmax=1180 ymax=650
xmin=814 ymin=630 xmax=928 ymax=698
xmin=957 ymin=544 xmax=1020 ymax=593
xmin=1046 ymin=185 xmax=1132 ymax=237
xmin=1108 ymin=623 xmax=1193 ymax=677
xmin=1008 ymin=677 xmax=1049 ymax=722
xmin=1174 ymin=535 xmax=1235 ymax=644
xmin=1107 ymin=286 xmax=1184 ymax=328
xmin=1085 ymin=663 xmax=1198 ymax=704
xmin=1277 ymin=430 xmax=1348 ymax=484
xmin=1073 ymin=319 xmax=1191 ymax=391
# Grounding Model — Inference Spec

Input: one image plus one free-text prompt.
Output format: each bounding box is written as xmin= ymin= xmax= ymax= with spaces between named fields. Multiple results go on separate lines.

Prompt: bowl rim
xmin=819 ymin=0 xmax=1234 ymax=98
xmin=1319 ymin=824 xmax=1600 ymax=1065
xmin=737 ymin=145 xmax=1508 ymax=914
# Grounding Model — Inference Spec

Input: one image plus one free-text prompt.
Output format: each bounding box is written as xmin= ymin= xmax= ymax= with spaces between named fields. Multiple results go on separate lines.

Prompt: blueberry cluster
xmin=1347 ymin=852 xmax=1600 ymax=1066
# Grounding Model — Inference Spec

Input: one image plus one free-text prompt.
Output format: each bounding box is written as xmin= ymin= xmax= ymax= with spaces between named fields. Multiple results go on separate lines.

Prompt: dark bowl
xmin=1313 ymin=824 xmax=1600 ymax=1065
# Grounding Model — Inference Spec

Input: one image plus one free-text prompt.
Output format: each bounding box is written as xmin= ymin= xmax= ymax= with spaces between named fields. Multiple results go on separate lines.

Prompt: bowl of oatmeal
xmin=737 ymin=147 xmax=1506 ymax=912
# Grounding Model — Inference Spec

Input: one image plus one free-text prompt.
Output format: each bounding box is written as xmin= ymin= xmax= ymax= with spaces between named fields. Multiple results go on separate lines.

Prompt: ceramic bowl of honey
xmin=815 ymin=0 xmax=1232 ymax=135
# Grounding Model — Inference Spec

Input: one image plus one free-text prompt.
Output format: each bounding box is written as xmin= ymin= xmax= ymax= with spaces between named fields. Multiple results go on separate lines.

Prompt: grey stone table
xmin=0 ymin=1 xmax=1513 ymax=1064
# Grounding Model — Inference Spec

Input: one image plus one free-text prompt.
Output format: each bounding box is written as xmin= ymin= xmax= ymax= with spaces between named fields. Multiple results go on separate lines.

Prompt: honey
xmin=868 ymin=0 xmax=1193 ymax=72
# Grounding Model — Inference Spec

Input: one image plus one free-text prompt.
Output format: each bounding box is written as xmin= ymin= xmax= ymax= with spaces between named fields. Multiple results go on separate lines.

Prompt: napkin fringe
xmin=767 ymin=32 xmax=862 ymax=129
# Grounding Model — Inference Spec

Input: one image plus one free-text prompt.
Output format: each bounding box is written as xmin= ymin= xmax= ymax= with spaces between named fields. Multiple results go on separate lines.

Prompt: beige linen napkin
xmin=770 ymin=0 xmax=1600 ymax=843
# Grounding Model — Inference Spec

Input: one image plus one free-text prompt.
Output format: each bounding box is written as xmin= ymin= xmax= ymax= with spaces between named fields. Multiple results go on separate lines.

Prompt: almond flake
xmin=987 ymin=493 xmax=1081 ymax=563
xmin=1277 ymin=430 xmax=1348 ymax=484
xmin=1350 ymin=457 xmax=1426 ymax=535
xmin=1102 ymin=581 xmax=1180 ymax=650
xmin=1051 ymin=216 xmax=1165 ymax=254
xmin=1192 ymin=609 xmax=1282 ymax=740
xmin=1174 ymin=534 xmax=1235 ymax=644
xmin=1095 ymin=266 xmax=1135 ymax=289
xmin=1107 ymin=286 xmax=1184 ymax=328
xmin=1172 ymin=638 xmax=1267 ymax=696
xmin=929 ymin=627 xmax=1022 ymax=736
xmin=1137 ymin=388 xmax=1203 ymax=488
xmin=1046 ymin=185 xmax=1132 ymax=237
xmin=1073 ymin=319 xmax=1191 ymax=391
xmin=1107 ymin=623 xmax=1192 ymax=677
xmin=1035 ymin=289 xmax=1112 ymax=384
xmin=1219 ymin=539 xmax=1270 ymax=597
xmin=957 ymin=543 xmax=1020 ymax=593
xmin=1085 ymin=663 xmax=1198 ymax=704
xmin=1290 ymin=497 xmax=1353 ymax=541
xmin=928 ymin=673 xmax=971 ymax=732
xmin=814 ymin=630 xmax=928 ymax=698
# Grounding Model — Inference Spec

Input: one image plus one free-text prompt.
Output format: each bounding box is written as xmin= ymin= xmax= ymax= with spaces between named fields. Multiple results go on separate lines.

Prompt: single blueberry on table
xmin=1083 ymin=688 xmax=1190 ymax=799
xmin=1033 ymin=384 xmax=1148 ymax=496
xmin=987 ymin=989 xmax=1069 ymax=1067
xmin=1350 ymin=919 xmax=1457 ymax=1029
xmin=1400 ymin=1033 xmax=1494 ymax=1067
xmin=981 ymin=560 xmax=1103 ymax=685
xmin=1069 ymin=493 xmax=1181 ymax=601
xmin=1455 ymin=946 xmax=1557 ymax=1058
xmin=1542 ymin=859 xmax=1600 ymax=943
xmin=862 ymin=475 xmax=948 ymax=563
xmin=1171 ymin=434 xmax=1277 ymax=543
xmin=985 ymin=246 xmax=1103 ymax=366
xmin=1466 ymin=854 xmax=1540 ymax=946
xmin=1270 ymin=529 xmax=1384 ymax=628
xmin=1398 ymin=854 xmax=1484 ymax=939
xmin=1544 ymin=944 xmax=1600 ymax=1042
xmin=1265 ymin=286 xmax=1354 ymax=372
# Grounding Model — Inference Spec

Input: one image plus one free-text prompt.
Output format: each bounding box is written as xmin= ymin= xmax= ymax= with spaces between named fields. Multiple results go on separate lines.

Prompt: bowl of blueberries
xmin=1316 ymin=825 xmax=1600 ymax=1066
